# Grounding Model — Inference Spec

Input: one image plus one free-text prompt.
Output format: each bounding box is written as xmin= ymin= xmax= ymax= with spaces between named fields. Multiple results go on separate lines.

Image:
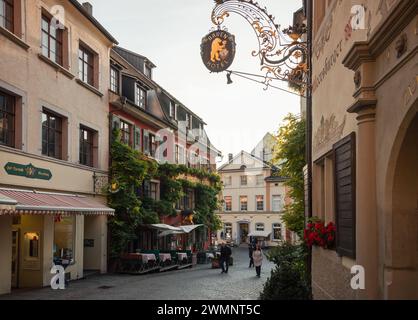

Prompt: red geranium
xmin=304 ymin=219 xmax=336 ymax=249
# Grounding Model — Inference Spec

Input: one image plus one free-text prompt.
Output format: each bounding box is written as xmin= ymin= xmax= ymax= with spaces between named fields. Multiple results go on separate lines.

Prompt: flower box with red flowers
xmin=304 ymin=220 xmax=336 ymax=249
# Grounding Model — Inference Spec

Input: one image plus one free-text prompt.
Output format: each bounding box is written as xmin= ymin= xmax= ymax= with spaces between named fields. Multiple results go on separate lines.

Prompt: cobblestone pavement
xmin=0 ymin=247 xmax=275 ymax=300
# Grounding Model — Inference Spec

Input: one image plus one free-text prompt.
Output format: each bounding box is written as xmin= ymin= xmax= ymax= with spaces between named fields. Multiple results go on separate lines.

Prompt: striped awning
xmin=0 ymin=188 xmax=114 ymax=216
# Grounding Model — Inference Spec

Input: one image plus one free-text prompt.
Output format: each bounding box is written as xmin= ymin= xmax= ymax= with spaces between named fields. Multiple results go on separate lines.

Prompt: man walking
xmin=248 ymin=243 xmax=254 ymax=268
xmin=220 ymin=242 xmax=232 ymax=274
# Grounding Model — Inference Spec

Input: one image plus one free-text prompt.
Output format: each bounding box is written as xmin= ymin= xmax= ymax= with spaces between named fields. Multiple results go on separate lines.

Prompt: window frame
xmin=41 ymin=14 xmax=63 ymax=66
xmin=0 ymin=0 xmax=14 ymax=32
xmin=272 ymin=195 xmax=283 ymax=212
xmin=79 ymin=125 xmax=95 ymax=167
xmin=256 ymin=195 xmax=264 ymax=211
xmin=42 ymin=109 xmax=63 ymax=160
xmin=135 ymin=83 xmax=147 ymax=109
xmin=255 ymin=223 xmax=265 ymax=232
xmin=224 ymin=196 xmax=232 ymax=212
xmin=53 ymin=215 xmax=76 ymax=265
xmin=272 ymin=223 xmax=282 ymax=241
xmin=110 ymin=66 xmax=119 ymax=94
xmin=0 ymin=90 xmax=15 ymax=148
xmin=78 ymin=45 xmax=95 ymax=86
xmin=240 ymin=175 xmax=248 ymax=186
xmin=119 ymin=119 xmax=132 ymax=146
xmin=240 ymin=196 xmax=248 ymax=212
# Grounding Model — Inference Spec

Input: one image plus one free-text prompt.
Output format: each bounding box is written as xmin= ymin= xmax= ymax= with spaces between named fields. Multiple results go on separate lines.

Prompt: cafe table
xmin=159 ymin=253 xmax=172 ymax=262
xmin=140 ymin=253 xmax=156 ymax=263
xmin=177 ymin=252 xmax=188 ymax=261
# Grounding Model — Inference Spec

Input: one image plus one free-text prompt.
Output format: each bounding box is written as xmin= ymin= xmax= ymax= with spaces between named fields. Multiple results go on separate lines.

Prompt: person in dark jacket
xmin=220 ymin=242 xmax=232 ymax=274
xmin=248 ymin=243 xmax=254 ymax=268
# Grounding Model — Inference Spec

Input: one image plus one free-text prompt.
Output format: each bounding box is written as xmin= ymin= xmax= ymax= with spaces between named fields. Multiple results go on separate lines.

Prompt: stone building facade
xmin=309 ymin=0 xmax=417 ymax=299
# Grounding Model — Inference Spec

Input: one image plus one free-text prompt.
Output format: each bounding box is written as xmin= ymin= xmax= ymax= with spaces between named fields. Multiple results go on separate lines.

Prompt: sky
xmin=87 ymin=0 xmax=302 ymax=163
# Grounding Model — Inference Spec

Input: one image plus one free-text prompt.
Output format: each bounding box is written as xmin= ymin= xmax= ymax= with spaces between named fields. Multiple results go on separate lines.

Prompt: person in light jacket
xmin=252 ymin=244 xmax=263 ymax=278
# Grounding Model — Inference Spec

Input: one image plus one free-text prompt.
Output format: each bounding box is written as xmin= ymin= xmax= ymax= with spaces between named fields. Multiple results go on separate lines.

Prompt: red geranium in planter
xmin=304 ymin=220 xmax=336 ymax=249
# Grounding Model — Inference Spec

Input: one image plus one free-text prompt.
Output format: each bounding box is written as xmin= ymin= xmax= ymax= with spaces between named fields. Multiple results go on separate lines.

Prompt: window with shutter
xmin=143 ymin=130 xmax=150 ymax=155
xmin=112 ymin=115 xmax=120 ymax=131
xmin=134 ymin=126 xmax=141 ymax=152
xmin=333 ymin=132 xmax=356 ymax=259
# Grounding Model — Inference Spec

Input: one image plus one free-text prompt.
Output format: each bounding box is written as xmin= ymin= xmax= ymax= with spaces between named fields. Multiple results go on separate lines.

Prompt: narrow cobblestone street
xmin=0 ymin=248 xmax=275 ymax=300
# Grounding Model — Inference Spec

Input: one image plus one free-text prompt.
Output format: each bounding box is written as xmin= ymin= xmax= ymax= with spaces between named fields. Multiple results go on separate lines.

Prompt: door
xmin=11 ymin=230 xmax=19 ymax=288
xmin=239 ymin=224 xmax=249 ymax=244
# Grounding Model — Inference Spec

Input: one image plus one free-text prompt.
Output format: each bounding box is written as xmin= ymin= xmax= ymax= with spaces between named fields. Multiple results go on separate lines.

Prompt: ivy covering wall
xmin=108 ymin=130 xmax=222 ymax=257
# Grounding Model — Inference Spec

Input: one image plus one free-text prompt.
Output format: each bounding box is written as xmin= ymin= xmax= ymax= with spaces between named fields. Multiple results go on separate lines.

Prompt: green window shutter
xmin=112 ymin=115 xmax=121 ymax=131
xmin=143 ymin=130 xmax=150 ymax=155
xmin=134 ymin=126 xmax=141 ymax=152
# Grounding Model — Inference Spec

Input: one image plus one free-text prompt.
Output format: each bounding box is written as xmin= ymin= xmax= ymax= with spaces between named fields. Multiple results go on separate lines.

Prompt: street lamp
xmin=207 ymin=0 xmax=309 ymax=95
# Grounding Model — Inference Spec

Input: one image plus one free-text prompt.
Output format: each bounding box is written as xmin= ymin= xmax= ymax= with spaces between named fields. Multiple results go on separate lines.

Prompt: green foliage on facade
xmin=108 ymin=130 xmax=159 ymax=258
xmin=108 ymin=132 xmax=222 ymax=257
xmin=260 ymin=243 xmax=311 ymax=300
xmin=273 ymin=114 xmax=306 ymax=237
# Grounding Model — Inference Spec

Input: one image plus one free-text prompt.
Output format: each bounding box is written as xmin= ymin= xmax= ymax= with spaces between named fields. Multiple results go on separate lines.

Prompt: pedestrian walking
xmin=220 ymin=242 xmax=232 ymax=274
xmin=252 ymin=244 xmax=263 ymax=278
xmin=248 ymin=243 xmax=254 ymax=268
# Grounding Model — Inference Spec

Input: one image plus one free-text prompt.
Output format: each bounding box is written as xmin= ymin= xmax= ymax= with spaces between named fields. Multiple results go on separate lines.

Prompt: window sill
xmin=0 ymin=26 xmax=30 ymax=50
xmin=38 ymin=54 xmax=74 ymax=79
xmin=76 ymin=79 xmax=103 ymax=97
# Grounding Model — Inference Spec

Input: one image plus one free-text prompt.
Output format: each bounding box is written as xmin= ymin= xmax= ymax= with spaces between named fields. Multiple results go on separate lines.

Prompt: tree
xmin=273 ymin=114 xmax=306 ymax=237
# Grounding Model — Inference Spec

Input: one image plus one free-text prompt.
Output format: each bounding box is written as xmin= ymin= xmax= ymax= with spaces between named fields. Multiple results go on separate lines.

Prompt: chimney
xmin=82 ymin=2 xmax=93 ymax=15
xmin=228 ymin=153 xmax=233 ymax=163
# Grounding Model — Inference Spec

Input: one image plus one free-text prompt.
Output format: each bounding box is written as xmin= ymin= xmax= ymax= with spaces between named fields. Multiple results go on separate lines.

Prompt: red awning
xmin=0 ymin=188 xmax=114 ymax=216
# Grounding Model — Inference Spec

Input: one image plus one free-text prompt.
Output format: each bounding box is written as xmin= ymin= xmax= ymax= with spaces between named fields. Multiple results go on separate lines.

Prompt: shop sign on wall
xmin=4 ymin=162 xmax=52 ymax=181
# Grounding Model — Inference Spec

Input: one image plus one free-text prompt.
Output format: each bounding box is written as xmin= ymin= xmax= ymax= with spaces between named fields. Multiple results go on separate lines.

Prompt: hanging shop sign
xmin=201 ymin=30 xmax=236 ymax=73
xmin=4 ymin=162 xmax=52 ymax=181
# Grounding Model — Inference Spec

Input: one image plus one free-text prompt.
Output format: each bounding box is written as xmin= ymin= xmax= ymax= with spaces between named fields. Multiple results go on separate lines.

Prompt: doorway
xmin=239 ymin=223 xmax=249 ymax=244
xmin=387 ymin=111 xmax=418 ymax=299
xmin=11 ymin=229 xmax=19 ymax=288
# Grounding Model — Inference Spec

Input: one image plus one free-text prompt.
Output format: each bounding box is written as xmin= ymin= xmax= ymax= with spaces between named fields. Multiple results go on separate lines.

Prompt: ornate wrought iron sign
xmin=201 ymin=30 xmax=236 ymax=73
xmin=207 ymin=0 xmax=308 ymax=94
xmin=4 ymin=162 xmax=52 ymax=180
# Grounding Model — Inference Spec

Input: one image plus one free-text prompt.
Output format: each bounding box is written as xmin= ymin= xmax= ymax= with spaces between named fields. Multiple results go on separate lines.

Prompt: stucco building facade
xmin=217 ymin=151 xmax=291 ymax=247
xmin=309 ymin=0 xmax=417 ymax=299
xmin=0 ymin=0 xmax=116 ymax=295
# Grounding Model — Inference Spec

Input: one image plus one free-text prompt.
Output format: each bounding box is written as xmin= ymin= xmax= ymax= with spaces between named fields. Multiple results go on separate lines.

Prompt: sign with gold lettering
xmin=201 ymin=30 xmax=236 ymax=73
xmin=4 ymin=162 xmax=52 ymax=181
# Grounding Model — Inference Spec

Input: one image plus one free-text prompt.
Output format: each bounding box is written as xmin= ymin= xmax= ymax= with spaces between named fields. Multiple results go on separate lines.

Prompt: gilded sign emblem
xmin=201 ymin=30 xmax=236 ymax=73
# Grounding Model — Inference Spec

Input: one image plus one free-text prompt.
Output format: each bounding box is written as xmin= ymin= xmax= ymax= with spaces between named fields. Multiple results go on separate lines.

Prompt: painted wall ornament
xmin=313 ymin=114 xmax=346 ymax=151
xmin=395 ymin=33 xmax=408 ymax=59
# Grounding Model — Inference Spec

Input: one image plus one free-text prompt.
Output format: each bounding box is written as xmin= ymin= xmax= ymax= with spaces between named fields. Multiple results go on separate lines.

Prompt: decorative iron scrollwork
xmin=210 ymin=0 xmax=309 ymax=94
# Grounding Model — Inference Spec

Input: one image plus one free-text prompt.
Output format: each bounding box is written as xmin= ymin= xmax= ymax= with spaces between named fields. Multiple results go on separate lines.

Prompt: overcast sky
xmin=87 ymin=0 xmax=302 ymax=163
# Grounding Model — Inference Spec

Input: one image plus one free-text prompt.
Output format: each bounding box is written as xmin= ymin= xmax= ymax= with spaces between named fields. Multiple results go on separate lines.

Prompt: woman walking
xmin=252 ymin=244 xmax=263 ymax=278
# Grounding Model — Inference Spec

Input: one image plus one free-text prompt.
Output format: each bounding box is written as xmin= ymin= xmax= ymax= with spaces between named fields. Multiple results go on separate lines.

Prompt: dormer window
xmin=144 ymin=64 xmax=152 ymax=79
xmin=169 ymin=101 xmax=175 ymax=119
xmin=135 ymin=83 xmax=146 ymax=109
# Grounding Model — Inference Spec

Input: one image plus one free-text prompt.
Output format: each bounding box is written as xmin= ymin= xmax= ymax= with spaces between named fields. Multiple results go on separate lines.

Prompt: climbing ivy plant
xmin=108 ymin=135 xmax=222 ymax=257
xmin=108 ymin=130 xmax=158 ymax=258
